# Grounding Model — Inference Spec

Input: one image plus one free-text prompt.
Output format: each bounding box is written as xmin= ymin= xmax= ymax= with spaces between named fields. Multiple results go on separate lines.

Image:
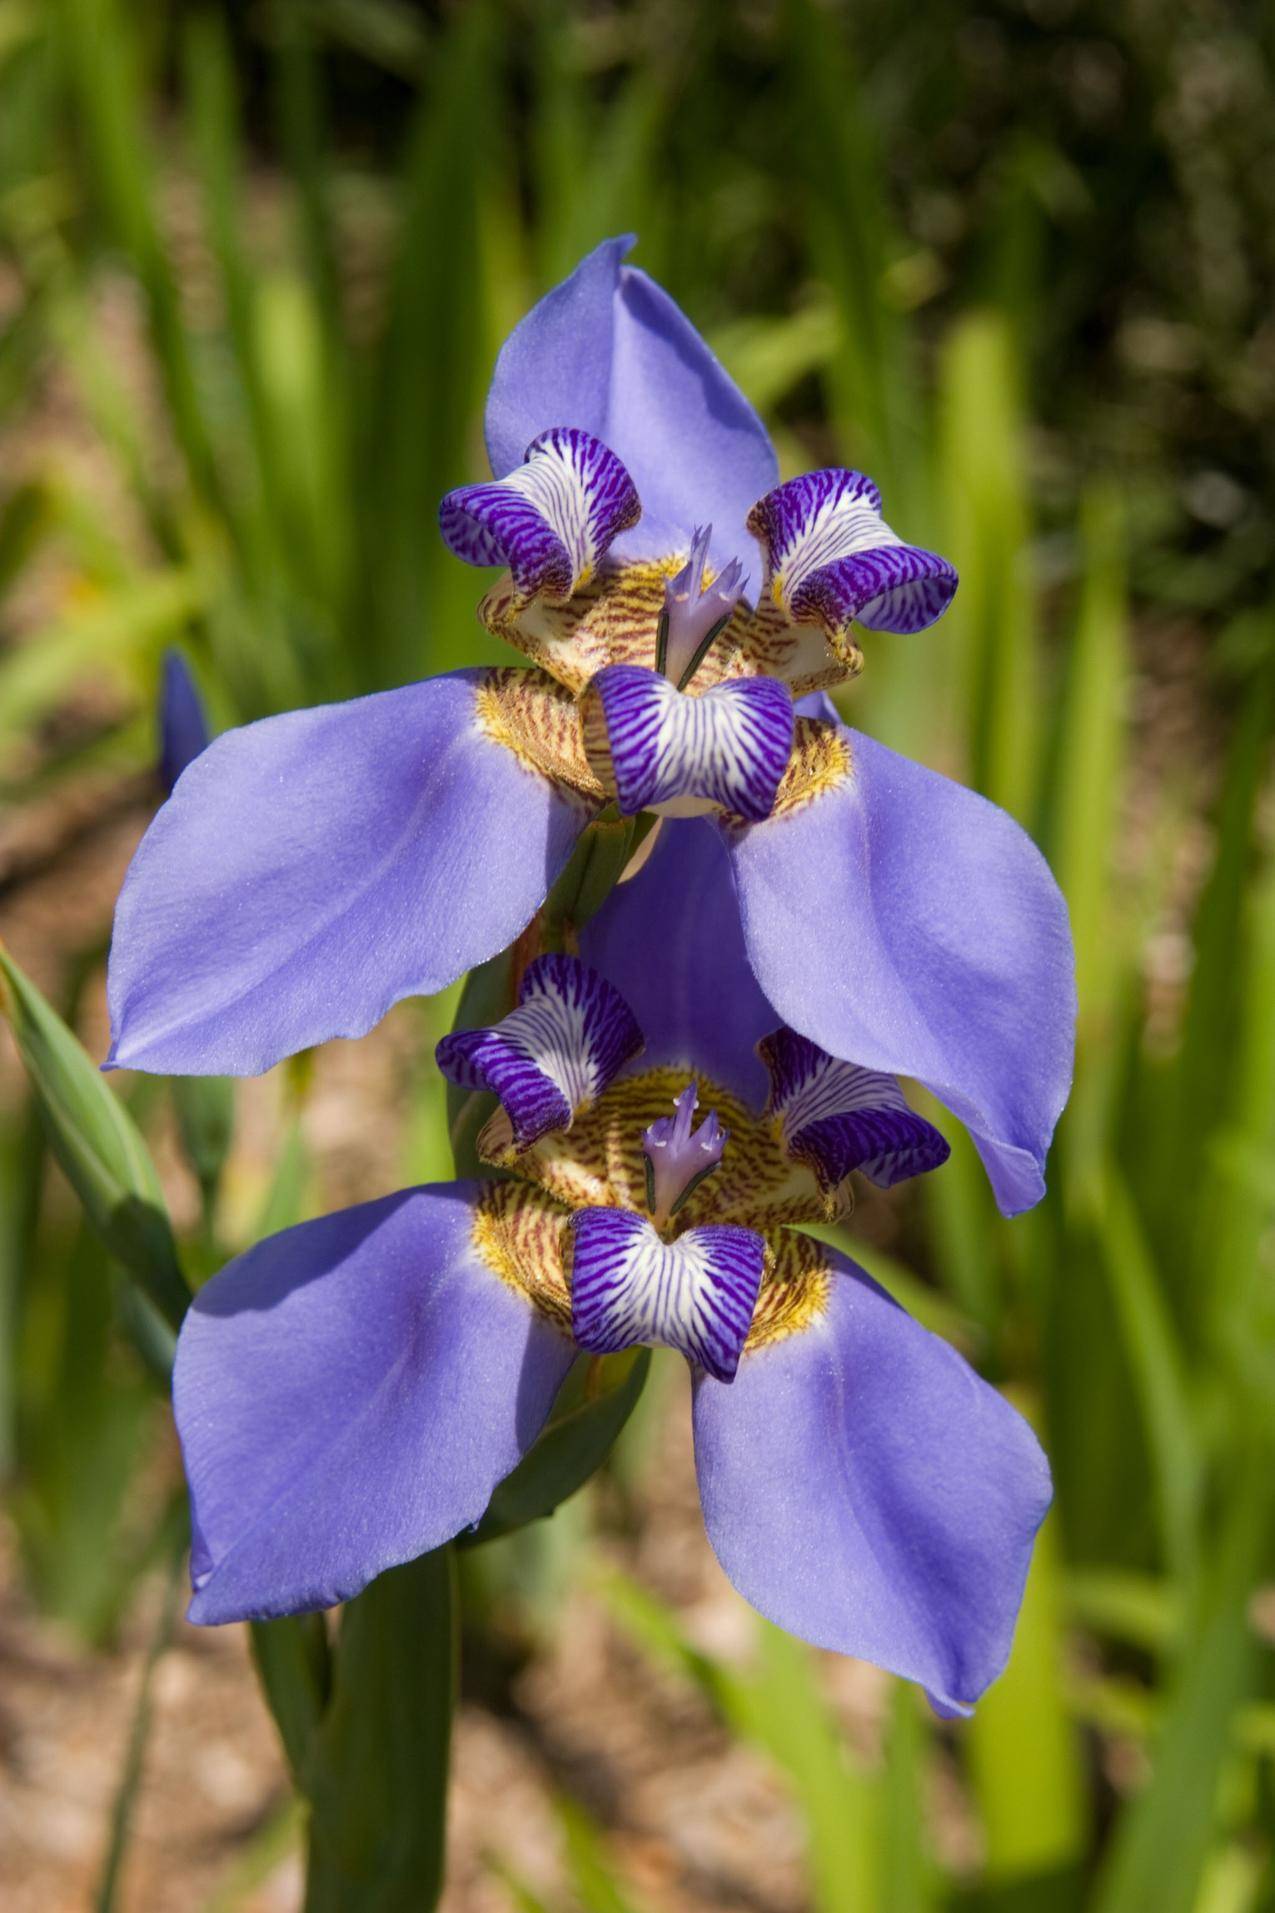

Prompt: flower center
xmin=655 ymin=524 xmax=746 ymax=689
xmin=642 ymin=1082 xmax=728 ymax=1230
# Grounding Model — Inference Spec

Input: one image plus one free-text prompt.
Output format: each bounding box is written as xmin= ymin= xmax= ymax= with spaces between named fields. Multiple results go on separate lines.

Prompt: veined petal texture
xmin=484 ymin=237 xmax=778 ymax=573
xmin=748 ymin=469 xmax=957 ymax=646
xmin=175 ymin=1182 xmax=575 ymax=1623
xmin=570 ymin=1207 xmax=764 ymax=1383
xmin=693 ymin=1240 xmax=1051 ymax=1713
xmin=722 ymin=723 xmax=1075 ymax=1214
xmin=586 ymin=666 xmax=794 ymax=821
xmin=758 ymin=1027 xmax=949 ymax=1191
xmin=107 ymin=670 xmax=593 ymax=1077
xmin=436 ymin=953 xmax=644 ymax=1149
xmin=439 ymin=426 xmax=640 ymax=600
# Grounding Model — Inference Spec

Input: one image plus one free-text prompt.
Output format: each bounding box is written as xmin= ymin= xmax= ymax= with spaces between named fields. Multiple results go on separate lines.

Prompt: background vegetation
xmin=1 ymin=1 xmax=1273 ymax=1907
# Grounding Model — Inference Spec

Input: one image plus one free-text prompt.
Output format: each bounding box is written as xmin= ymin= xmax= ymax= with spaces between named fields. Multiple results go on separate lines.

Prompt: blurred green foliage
xmin=1 ymin=1 xmax=1273 ymax=1908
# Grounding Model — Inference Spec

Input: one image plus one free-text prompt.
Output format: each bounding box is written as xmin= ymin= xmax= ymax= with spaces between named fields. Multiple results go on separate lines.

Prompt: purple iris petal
xmin=436 ymin=952 xmax=644 ymax=1149
xmin=589 ymin=666 xmax=794 ymax=821
xmin=439 ymin=426 xmax=640 ymax=600
xmin=693 ymin=1242 xmax=1051 ymax=1712
xmin=108 ymin=671 xmax=592 ymax=1077
xmin=175 ymin=1182 xmax=574 ymax=1623
xmin=570 ymin=1206 xmax=764 ymax=1383
xmin=758 ymin=1027 xmax=949 ymax=1191
xmin=483 ymin=237 xmax=777 ymax=574
xmin=578 ymin=819 xmax=774 ymax=1107
xmin=722 ymin=724 xmax=1075 ymax=1215
xmin=158 ymin=649 xmax=211 ymax=795
xmin=748 ymin=469 xmax=957 ymax=640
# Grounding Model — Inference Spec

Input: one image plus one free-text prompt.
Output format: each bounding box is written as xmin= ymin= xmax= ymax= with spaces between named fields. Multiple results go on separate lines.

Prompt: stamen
xmin=642 ymin=1083 xmax=729 ymax=1228
xmin=660 ymin=525 xmax=746 ymax=688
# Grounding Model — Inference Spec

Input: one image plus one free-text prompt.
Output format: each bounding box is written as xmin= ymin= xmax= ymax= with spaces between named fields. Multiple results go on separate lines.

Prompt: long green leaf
xmin=303 ymin=1548 xmax=457 ymax=1912
xmin=0 ymin=947 xmax=189 ymax=1329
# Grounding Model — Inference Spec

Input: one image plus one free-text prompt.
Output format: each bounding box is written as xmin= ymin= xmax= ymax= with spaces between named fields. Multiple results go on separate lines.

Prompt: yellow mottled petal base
xmin=473 ymin=666 xmax=604 ymax=803
xmin=481 ymin=1064 xmax=844 ymax=1232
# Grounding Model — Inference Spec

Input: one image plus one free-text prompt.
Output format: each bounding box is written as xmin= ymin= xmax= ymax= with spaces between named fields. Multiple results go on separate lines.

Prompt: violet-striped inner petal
xmin=747 ymin=468 xmax=957 ymax=643
xmin=570 ymin=1207 xmax=764 ymax=1383
xmin=436 ymin=953 xmax=643 ymax=1149
xmin=642 ymin=1083 xmax=728 ymax=1224
xmin=589 ymin=665 xmax=794 ymax=822
xmin=439 ymin=426 xmax=641 ymax=602
xmin=758 ymin=1027 xmax=950 ymax=1191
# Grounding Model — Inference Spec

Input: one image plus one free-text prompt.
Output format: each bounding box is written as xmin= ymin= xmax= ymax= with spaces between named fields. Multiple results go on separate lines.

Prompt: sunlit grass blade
xmin=1092 ymin=1170 xmax=1199 ymax=1581
xmin=0 ymin=946 xmax=189 ymax=1329
xmin=94 ymin=1542 xmax=185 ymax=1912
xmin=54 ymin=0 xmax=226 ymax=515
xmin=1090 ymin=1451 xmax=1268 ymax=1913
xmin=303 ymin=1548 xmax=457 ymax=1911
xmin=965 ymin=1479 xmax=1088 ymax=1897
xmin=937 ymin=310 xmax=1039 ymax=818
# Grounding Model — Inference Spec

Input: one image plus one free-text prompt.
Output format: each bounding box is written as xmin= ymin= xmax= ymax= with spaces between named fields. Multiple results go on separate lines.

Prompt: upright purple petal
xmin=108 ymin=670 xmax=594 ymax=1077
xmin=439 ymin=427 xmax=640 ymax=601
xmin=748 ymin=470 xmax=957 ymax=647
xmin=693 ymin=1240 xmax=1051 ymax=1712
xmin=483 ymin=238 xmax=778 ymax=573
xmin=586 ymin=665 xmax=794 ymax=821
xmin=158 ymin=649 xmax=211 ymax=795
xmin=722 ymin=725 xmax=1075 ymax=1214
xmin=436 ymin=953 xmax=644 ymax=1149
xmin=579 ymin=818 xmax=774 ymax=1107
xmin=175 ymin=1182 xmax=575 ymax=1623
xmin=570 ymin=1206 xmax=763 ymax=1383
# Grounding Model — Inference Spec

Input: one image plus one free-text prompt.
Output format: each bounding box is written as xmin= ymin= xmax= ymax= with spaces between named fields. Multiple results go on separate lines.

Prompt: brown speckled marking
xmin=471 ymin=1173 xmax=835 ymax=1348
xmin=481 ymin=553 xmax=861 ymax=698
xmin=470 ymin=1180 xmax=574 ymax=1331
xmin=473 ymin=666 xmax=603 ymax=804
xmin=719 ymin=718 xmax=852 ymax=833
xmin=747 ymin=1228 xmax=834 ymax=1348
xmin=481 ymin=1064 xmax=840 ymax=1233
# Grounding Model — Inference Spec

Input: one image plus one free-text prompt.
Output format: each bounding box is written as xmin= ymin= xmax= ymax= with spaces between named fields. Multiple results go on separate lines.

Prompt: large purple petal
xmin=483 ymin=238 xmax=777 ymax=574
xmin=722 ymin=725 xmax=1075 ymax=1214
xmin=107 ymin=671 xmax=592 ymax=1077
xmin=693 ymin=1241 xmax=1051 ymax=1712
xmin=579 ymin=818 xmax=774 ymax=1108
xmin=175 ymin=1182 xmax=575 ymax=1622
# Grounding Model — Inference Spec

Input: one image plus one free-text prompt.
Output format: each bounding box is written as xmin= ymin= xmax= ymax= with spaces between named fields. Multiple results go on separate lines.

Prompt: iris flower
xmin=177 ymin=917 xmax=1049 ymax=1716
xmin=106 ymin=238 xmax=1073 ymax=1218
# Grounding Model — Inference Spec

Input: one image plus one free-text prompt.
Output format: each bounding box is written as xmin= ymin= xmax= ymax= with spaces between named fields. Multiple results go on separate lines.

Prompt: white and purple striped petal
xmin=748 ymin=469 xmax=957 ymax=645
xmin=570 ymin=1208 xmax=764 ymax=1382
xmin=588 ymin=665 xmax=794 ymax=821
xmin=758 ymin=1027 xmax=949 ymax=1192
xmin=436 ymin=953 xmax=643 ymax=1150
xmin=439 ymin=426 xmax=640 ymax=602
